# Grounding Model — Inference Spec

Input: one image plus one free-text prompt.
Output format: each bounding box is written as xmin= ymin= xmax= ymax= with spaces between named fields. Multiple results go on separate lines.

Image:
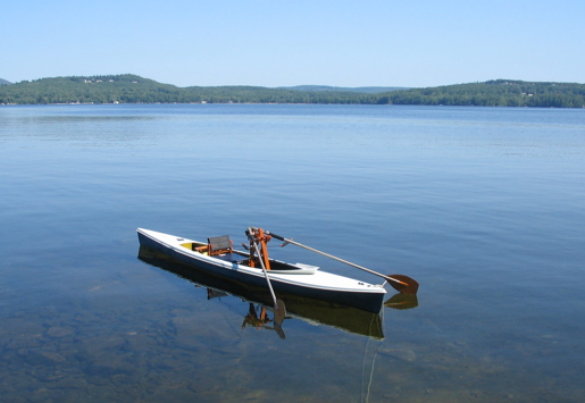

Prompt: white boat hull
xmin=137 ymin=228 xmax=387 ymax=313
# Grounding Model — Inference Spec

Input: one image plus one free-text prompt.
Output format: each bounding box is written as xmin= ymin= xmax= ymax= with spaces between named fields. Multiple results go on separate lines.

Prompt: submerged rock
xmin=40 ymin=351 xmax=67 ymax=363
xmin=46 ymin=326 xmax=74 ymax=338
xmin=379 ymin=347 xmax=417 ymax=362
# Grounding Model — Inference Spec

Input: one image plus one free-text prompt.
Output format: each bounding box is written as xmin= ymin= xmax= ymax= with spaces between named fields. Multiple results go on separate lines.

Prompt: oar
xmin=246 ymin=229 xmax=286 ymax=325
xmin=267 ymin=231 xmax=419 ymax=295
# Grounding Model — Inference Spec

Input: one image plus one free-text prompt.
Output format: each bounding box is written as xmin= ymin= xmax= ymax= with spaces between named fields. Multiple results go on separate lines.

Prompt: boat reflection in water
xmin=138 ymin=246 xmax=416 ymax=339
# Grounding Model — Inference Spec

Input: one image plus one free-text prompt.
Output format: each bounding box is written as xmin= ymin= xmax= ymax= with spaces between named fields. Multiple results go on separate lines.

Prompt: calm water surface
xmin=1 ymin=104 xmax=584 ymax=402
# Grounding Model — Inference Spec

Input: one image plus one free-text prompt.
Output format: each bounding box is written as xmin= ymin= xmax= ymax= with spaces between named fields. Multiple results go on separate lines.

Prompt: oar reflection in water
xmin=241 ymin=303 xmax=286 ymax=339
xmin=384 ymin=293 xmax=419 ymax=310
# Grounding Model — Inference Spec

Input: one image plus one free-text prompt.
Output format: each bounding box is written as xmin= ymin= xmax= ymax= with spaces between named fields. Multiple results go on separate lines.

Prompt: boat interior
xmin=180 ymin=235 xmax=316 ymax=273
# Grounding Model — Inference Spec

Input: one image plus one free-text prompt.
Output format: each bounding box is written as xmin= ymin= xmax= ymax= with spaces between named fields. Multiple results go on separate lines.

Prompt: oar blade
xmin=274 ymin=324 xmax=286 ymax=340
xmin=387 ymin=274 xmax=419 ymax=295
xmin=274 ymin=299 xmax=287 ymax=327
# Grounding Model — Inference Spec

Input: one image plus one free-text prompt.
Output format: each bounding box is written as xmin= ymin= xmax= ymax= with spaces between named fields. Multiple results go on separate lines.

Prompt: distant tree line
xmin=0 ymin=75 xmax=377 ymax=104
xmin=1 ymin=75 xmax=584 ymax=108
xmin=378 ymin=80 xmax=585 ymax=108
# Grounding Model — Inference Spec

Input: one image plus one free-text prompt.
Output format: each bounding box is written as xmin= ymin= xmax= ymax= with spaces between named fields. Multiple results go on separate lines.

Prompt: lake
xmin=1 ymin=104 xmax=584 ymax=402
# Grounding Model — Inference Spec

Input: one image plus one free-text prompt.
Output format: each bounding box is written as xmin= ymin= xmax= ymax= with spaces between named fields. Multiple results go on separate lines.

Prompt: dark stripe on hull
xmin=138 ymin=232 xmax=384 ymax=313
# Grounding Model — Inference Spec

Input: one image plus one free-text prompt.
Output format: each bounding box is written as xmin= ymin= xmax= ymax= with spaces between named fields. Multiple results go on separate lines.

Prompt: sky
xmin=1 ymin=0 xmax=584 ymax=88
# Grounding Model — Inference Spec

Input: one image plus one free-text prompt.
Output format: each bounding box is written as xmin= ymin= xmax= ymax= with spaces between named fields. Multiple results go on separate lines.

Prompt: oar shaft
xmin=253 ymin=241 xmax=279 ymax=305
xmin=268 ymin=232 xmax=408 ymax=287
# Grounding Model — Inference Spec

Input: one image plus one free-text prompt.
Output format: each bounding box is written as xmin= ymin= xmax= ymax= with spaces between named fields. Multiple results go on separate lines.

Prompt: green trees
xmin=0 ymin=75 xmax=583 ymax=108
xmin=376 ymin=80 xmax=585 ymax=108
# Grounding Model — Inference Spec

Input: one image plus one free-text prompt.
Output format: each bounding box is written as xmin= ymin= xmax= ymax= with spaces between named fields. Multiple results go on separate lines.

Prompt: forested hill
xmin=1 ymin=75 xmax=584 ymax=108
xmin=380 ymin=80 xmax=585 ymax=108
xmin=0 ymin=75 xmax=374 ymax=105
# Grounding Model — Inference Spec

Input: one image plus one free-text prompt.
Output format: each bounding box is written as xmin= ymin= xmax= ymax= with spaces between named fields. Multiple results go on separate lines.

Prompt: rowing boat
xmin=136 ymin=228 xmax=388 ymax=313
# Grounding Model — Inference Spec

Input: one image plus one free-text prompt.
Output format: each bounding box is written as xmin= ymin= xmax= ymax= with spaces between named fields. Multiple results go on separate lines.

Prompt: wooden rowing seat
xmin=207 ymin=235 xmax=233 ymax=256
